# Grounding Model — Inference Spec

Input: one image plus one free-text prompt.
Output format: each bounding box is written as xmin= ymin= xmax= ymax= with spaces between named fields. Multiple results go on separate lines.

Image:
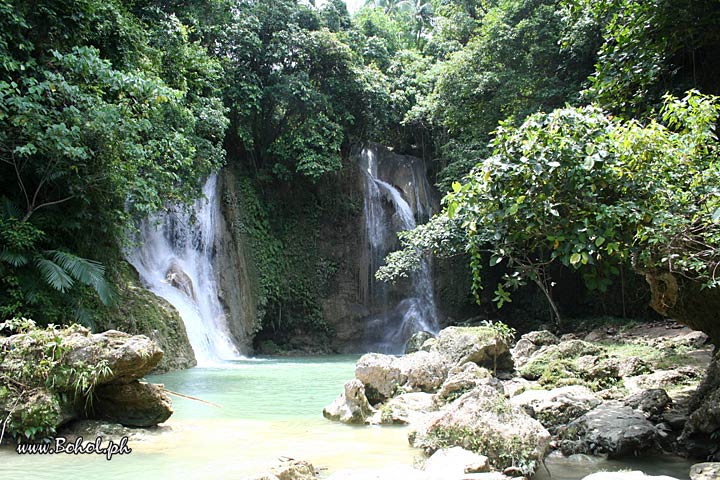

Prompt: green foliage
xmin=0 ymin=321 xmax=113 ymax=441
xmin=0 ymin=0 xmax=228 ymax=324
xmin=443 ymin=92 xmax=720 ymax=322
xmin=571 ymin=0 xmax=720 ymax=116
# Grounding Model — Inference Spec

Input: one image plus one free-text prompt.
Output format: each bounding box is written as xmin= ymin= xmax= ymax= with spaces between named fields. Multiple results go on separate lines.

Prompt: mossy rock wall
xmin=97 ymin=262 xmax=196 ymax=373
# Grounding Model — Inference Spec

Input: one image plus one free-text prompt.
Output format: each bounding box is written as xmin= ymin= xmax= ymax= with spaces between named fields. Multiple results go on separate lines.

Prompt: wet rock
xmin=424 ymin=447 xmax=490 ymax=477
xmin=436 ymin=363 xmax=498 ymax=404
xmin=510 ymin=385 xmax=601 ymax=433
xmin=323 ymin=379 xmax=376 ymax=424
xmin=559 ymin=401 xmax=661 ymax=457
xmin=355 ymin=353 xmax=405 ymax=403
xmin=93 ymin=381 xmax=172 ymax=427
xmin=433 ymin=326 xmax=514 ymax=371
xmin=400 ymin=351 xmax=450 ymax=393
xmin=690 ymin=462 xmax=720 ymax=480
xmin=406 ymin=331 xmax=436 ymax=354
xmin=410 ymin=385 xmax=550 ymax=473
xmin=624 ymin=389 xmax=672 ymax=420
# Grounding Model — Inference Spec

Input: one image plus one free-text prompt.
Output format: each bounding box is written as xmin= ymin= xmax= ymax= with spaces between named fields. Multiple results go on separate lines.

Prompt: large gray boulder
xmin=511 ymin=385 xmax=601 ymax=433
xmin=432 ymin=326 xmax=513 ymax=371
xmin=93 ymin=381 xmax=172 ymax=427
xmin=690 ymin=463 xmax=720 ymax=480
xmin=410 ymin=385 xmax=550 ymax=474
xmin=624 ymin=389 xmax=672 ymax=421
xmin=436 ymin=363 xmax=499 ymax=405
xmin=559 ymin=402 xmax=661 ymax=457
xmin=512 ymin=331 xmax=560 ymax=368
xmin=399 ymin=351 xmax=450 ymax=393
xmin=64 ymin=330 xmax=163 ymax=384
xmin=374 ymin=392 xmax=436 ymax=425
xmin=323 ymin=379 xmax=376 ymax=424
xmin=355 ymin=353 xmax=405 ymax=403
xmin=681 ymin=353 xmax=720 ymax=460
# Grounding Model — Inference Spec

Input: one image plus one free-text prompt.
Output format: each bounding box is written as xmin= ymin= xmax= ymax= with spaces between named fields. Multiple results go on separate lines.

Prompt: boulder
xmin=65 ymin=330 xmax=164 ymax=384
xmin=400 ymin=351 xmax=450 ymax=393
xmin=559 ymin=402 xmax=661 ymax=457
xmin=618 ymin=356 xmax=652 ymax=378
xmin=624 ymin=389 xmax=672 ymax=420
xmin=436 ymin=363 xmax=499 ymax=404
xmin=433 ymin=326 xmax=513 ymax=371
xmin=423 ymin=447 xmax=490 ymax=477
xmin=375 ymin=392 xmax=435 ymax=425
xmin=93 ymin=381 xmax=172 ymax=427
xmin=690 ymin=463 xmax=720 ymax=480
xmin=501 ymin=378 xmax=533 ymax=398
xmin=519 ymin=340 xmax=603 ymax=380
xmin=355 ymin=353 xmax=405 ymax=403
xmin=624 ymin=368 xmax=701 ymax=393
xmin=681 ymin=353 xmax=720 ymax=460
xmin=270 ymin=460 xmax=317 ymax=480
xmin=510 ymin=385 xmax=601 ymax=433
xmin=680 ymin=387 xmax=720 ymax=460
xmin=406 ymin=331 xmax=436 ymax=354
xmin=323 ymin=379 xmax=375 ymax=424
xmin=410 ymin=385 xmax=550 ymax=474
xmin=511 ymin=331 xmax=559 ymax=368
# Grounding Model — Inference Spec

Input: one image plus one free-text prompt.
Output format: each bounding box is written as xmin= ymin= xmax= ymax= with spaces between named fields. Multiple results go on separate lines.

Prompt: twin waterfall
xmin=127 ymin=145 xmax=439 ymax=362
xmin=127 ymin=174 xmax=241 ymax=366
xmin=359 ymin=145 xmax=440 ymax=353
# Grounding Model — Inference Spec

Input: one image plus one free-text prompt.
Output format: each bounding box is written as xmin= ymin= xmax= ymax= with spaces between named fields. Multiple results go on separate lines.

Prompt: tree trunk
xmin=645 ymin=272 xmax=720 ymax=345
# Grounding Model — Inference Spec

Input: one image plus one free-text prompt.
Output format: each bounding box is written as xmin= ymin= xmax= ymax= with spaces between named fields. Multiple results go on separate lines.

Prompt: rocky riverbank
xmin=316 ymin=320 xmax=718 ymax=479
xmin=0 ymin=319 xmax=172 ymax=443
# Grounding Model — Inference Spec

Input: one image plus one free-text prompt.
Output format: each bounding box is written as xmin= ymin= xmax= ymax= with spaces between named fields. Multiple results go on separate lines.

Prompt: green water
xmin=0 ymin=356 xmax=695 ymax=479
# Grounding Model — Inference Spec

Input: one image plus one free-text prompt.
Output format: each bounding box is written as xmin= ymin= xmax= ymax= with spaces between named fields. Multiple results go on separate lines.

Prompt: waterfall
xmin=126 ymin=174 xmax=241 ymax=366
xmin=359 ymin=146 xmax=439 ymax=353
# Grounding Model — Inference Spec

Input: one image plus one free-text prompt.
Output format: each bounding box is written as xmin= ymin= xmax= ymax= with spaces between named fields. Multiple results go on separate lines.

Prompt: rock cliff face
xmin=215 ymin=144 xmax=479 ymax=353
xmin=216 ymin=167 xmax=259 ymax=351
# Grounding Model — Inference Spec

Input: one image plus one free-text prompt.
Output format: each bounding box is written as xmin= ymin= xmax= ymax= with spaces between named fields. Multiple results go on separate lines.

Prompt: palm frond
xmin=34 ymin=255 xmax=74 ymax=292
xmin=0 ymin=249 xmax=28 ymax=267
xmin=46 ymin=250 xmax=115 ymax=305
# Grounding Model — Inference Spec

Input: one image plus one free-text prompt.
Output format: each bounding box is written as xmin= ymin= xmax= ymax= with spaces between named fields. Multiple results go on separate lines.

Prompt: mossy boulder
xmin=93 ymin=382 xmax=172 ymax=427
xmin=432 ymin=326 xmax=514 ymax=371
xmin=410 ymin=385 xmax=550 ymax=475
xmin=0 ymin=323 xmax=172 ymax=442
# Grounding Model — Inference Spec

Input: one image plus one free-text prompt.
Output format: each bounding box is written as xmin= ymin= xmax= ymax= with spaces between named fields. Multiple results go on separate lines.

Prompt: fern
xmin=33 ymin=255 xmax=74 ymax=292
xmin=0 ymin=249 xmax=28 ymax=267
xmin=46 ymin=250 xmax=115 ymax=305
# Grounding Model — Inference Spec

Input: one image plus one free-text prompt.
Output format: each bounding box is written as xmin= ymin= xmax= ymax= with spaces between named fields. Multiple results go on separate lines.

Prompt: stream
xmin=0 ymin=356 xmax=694 ymax=479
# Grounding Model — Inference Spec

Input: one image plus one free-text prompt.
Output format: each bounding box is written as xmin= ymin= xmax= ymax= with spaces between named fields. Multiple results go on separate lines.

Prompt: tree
xmin=381 ymin=92 xmax=720 ymax=329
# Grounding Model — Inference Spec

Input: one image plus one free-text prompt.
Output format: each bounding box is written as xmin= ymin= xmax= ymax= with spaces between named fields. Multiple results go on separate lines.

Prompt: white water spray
xmin=360 ymin=147 xmax=439 ymax=353
xmin=127 ymin=174 xmax=241 ymax=366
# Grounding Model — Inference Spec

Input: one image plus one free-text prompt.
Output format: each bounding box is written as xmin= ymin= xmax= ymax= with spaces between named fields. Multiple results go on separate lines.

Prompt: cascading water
xmin=127 ymin=174 xmax=241 ymax=366
xmin=360 ymin=146 xmax=439 ymax=353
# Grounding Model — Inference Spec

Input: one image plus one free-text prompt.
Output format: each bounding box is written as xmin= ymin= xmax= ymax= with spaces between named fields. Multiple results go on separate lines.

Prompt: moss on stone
xmin=98 ymin=262 xmax=196 ymax=373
